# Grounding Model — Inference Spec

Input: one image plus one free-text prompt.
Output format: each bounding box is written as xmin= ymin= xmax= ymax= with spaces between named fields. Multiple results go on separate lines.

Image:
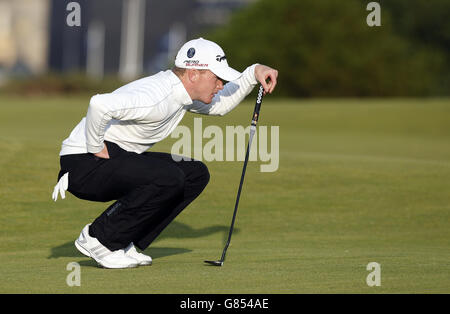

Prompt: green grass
xmin=0 ymin=95 xmax=449 ymax=293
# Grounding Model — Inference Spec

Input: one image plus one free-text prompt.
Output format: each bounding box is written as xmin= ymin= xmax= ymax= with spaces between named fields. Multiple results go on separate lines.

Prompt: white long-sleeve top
xmin=59 ymin=64 xmax=258 ymax=155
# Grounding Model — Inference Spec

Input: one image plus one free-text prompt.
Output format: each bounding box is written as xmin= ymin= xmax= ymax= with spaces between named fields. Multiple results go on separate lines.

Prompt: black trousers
xmin=58 ymin=141 xmax=210 ymax=251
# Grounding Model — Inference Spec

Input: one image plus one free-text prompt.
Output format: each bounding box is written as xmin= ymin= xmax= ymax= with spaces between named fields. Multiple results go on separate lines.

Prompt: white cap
xmin=174 ymin=38 xmax=242 ymax=82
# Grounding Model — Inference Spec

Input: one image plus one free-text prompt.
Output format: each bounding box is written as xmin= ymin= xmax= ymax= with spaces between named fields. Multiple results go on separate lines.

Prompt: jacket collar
xmin=168 ymin=70 xmax=193 ymax=106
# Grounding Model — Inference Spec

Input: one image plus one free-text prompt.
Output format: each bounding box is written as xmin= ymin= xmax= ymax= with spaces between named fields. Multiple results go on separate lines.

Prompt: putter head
xmin=204 ymin=260 xmax=223 ymax=267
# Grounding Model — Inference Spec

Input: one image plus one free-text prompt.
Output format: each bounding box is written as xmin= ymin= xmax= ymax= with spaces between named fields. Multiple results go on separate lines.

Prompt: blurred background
xmin=0 ymin=0 xmax=448 ymax=97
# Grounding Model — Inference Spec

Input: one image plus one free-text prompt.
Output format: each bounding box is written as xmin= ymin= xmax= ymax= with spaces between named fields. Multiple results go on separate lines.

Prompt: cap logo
xmin=216 ymin=55 xmax=226 ymax=62
xmin=187 ymin=48 xmax=196 ymax=58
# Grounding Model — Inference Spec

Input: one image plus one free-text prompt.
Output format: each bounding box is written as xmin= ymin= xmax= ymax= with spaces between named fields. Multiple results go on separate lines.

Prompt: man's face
xmin=195 ymin=70 xmax=225 ymax=104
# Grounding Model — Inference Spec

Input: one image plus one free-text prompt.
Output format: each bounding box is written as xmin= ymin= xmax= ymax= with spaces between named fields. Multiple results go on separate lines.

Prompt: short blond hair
xmin=171 ymin=66 xmax=186 ymax=78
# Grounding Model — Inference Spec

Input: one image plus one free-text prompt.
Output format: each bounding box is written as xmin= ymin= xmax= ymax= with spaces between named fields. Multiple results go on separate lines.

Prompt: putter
xmin=205 ymin=84 xmax=265 ymax=267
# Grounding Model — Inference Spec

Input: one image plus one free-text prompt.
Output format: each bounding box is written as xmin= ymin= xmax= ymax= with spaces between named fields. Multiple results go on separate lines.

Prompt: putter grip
xmin=251 ymin=85 xmax=264 ymax=126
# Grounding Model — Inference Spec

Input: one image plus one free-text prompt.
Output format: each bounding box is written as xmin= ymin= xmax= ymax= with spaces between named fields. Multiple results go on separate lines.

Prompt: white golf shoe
xmin=75 ymin=224 xmax=139 ymax=269
xmin=125 ymin=242 xmax=152 ymax=266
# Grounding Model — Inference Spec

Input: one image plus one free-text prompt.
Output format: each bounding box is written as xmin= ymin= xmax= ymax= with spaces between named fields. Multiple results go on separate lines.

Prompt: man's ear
xmin=187 ymin=69 xmax=199 ymax=83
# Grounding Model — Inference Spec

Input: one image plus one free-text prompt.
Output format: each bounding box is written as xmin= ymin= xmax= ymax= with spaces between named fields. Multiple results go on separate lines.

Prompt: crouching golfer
xmin=52 ymin=38 xmax=278 ymax=268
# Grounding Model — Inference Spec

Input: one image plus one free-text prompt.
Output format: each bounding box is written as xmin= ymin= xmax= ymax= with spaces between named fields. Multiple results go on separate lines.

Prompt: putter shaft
xmin=204 ymin=85 xmax=265 ymax=266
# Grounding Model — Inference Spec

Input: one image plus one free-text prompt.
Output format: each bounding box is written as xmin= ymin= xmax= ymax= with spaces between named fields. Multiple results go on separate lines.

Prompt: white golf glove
xmin=52 ymin=172 xmax=69 ymax=201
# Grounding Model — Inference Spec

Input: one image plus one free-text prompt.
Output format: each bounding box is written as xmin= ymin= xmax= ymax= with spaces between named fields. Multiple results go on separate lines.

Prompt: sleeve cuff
xmin=86 ymin=142 xmax=104 ymax=154
xmin=246 ymin=63 xmax=259 ymax=85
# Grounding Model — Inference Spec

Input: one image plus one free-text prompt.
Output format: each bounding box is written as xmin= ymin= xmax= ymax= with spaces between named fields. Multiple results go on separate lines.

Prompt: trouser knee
xmin=195 ymin=160 xmax=210 ymax=184
xmin=164 ymin=167 xmax=187 ymax=197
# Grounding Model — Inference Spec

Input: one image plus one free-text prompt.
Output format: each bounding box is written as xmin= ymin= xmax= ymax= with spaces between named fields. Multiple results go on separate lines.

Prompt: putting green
xmin=0 ymin=95 xmax=449 ymax=293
